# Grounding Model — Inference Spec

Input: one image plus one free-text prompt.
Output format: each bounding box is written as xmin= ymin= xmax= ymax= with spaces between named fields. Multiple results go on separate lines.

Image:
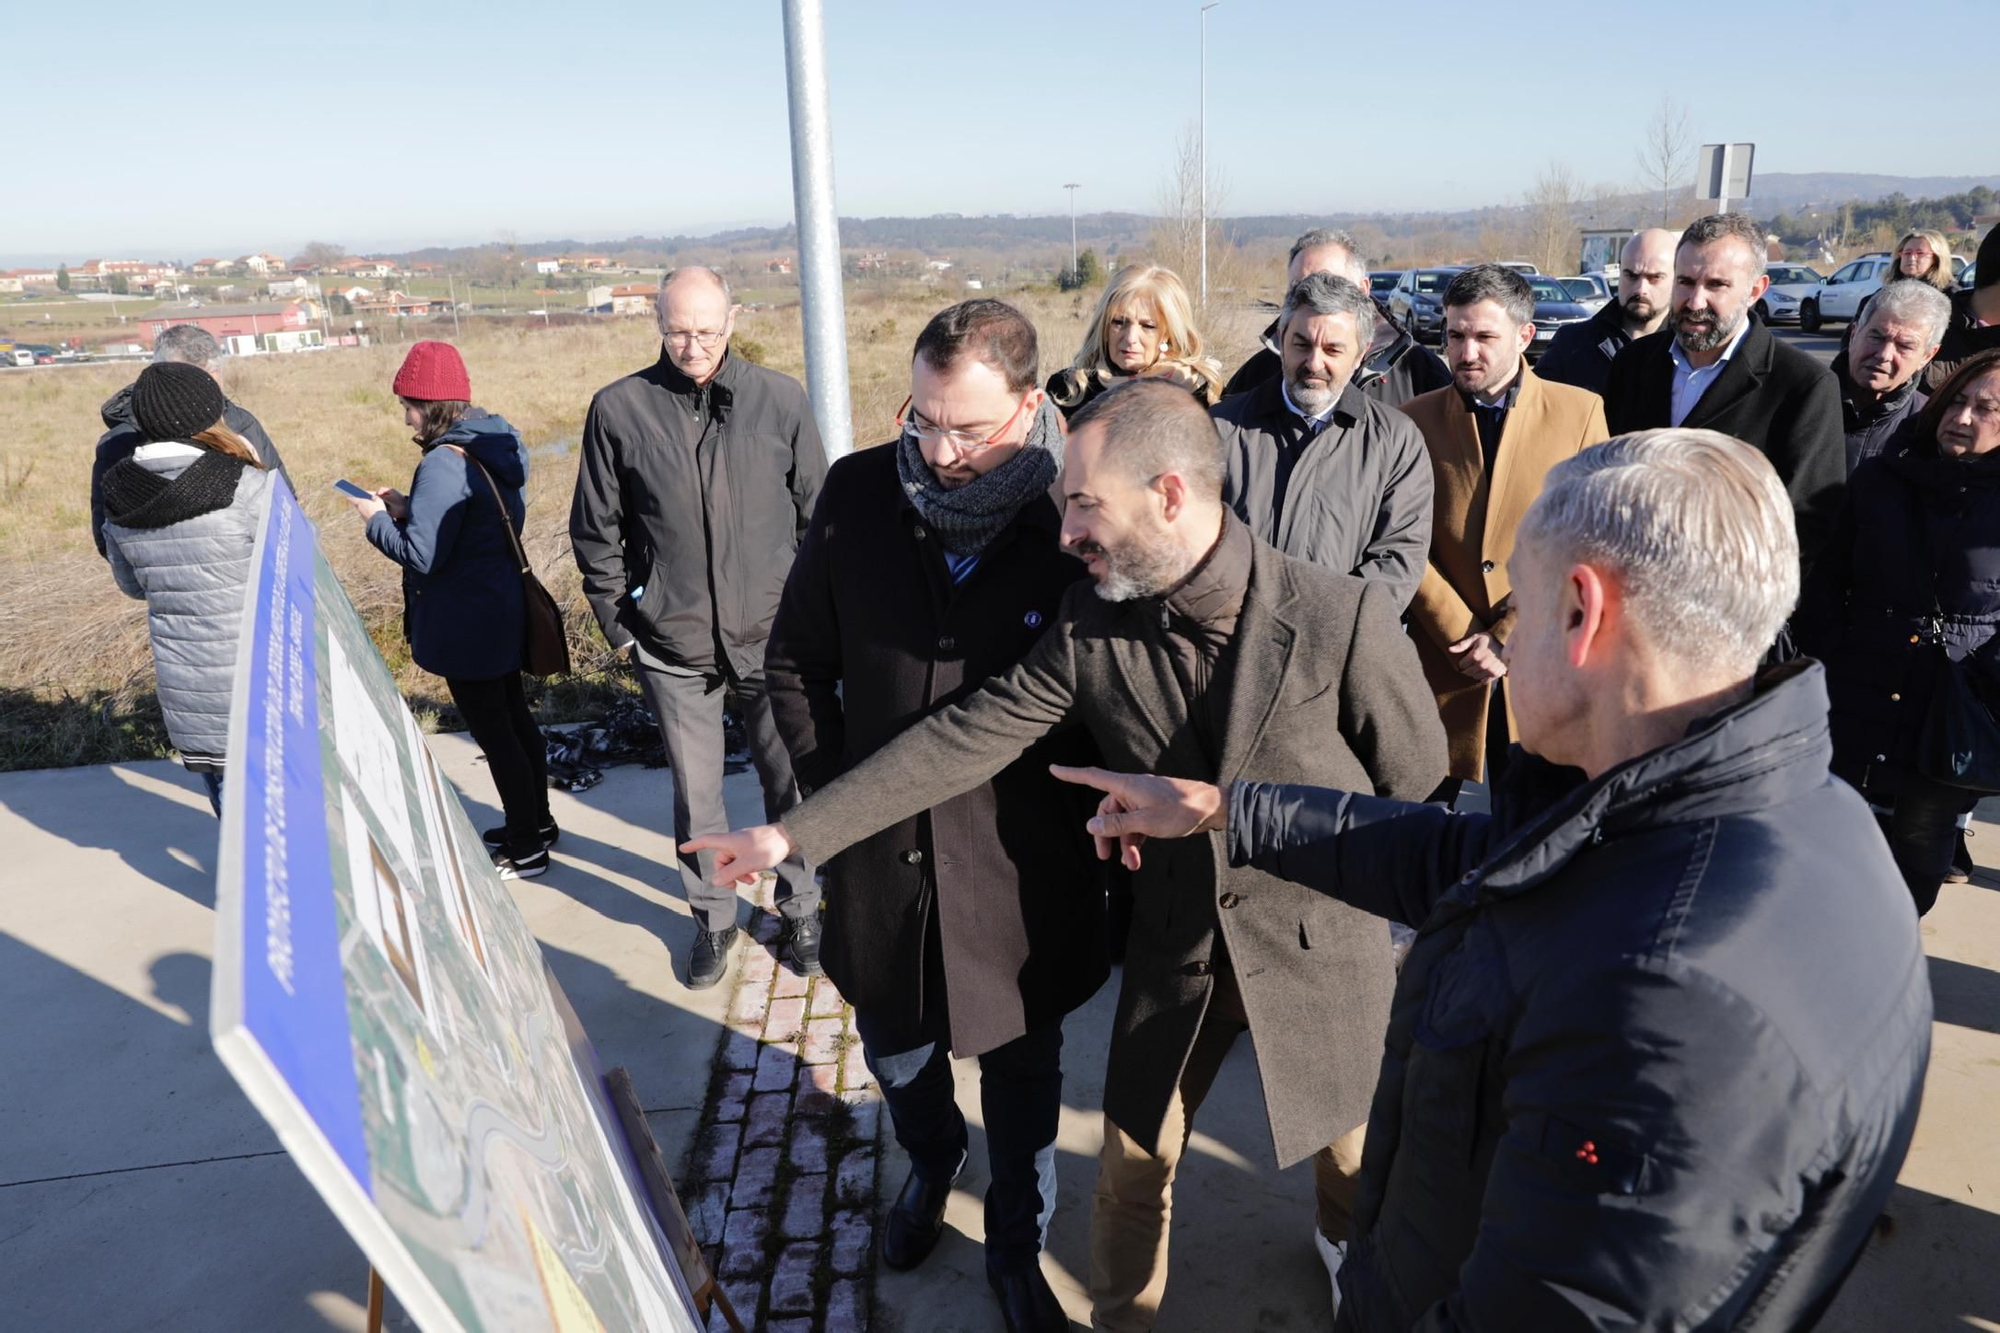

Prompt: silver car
xmin=1756 ymin=263 xmax=1826 ymax=327
xmin=1558 ymin=274 xmax=1612 ymax=314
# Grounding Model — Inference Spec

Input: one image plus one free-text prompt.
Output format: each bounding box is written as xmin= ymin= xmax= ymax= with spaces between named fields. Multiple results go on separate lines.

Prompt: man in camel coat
xmin=1398 ymin=265 xmax=1608 ymax=798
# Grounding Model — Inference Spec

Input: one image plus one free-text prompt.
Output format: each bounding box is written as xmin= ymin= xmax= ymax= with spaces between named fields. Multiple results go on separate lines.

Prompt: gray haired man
xmin=1840 ymin=279 xmax=1950 ymax=471
xmin=90 ymin=324 xmax=287 ymax=556
xmin=1213 ymin=272 xmax=1435 ymax=608
xmin=569 ymin=264 xmax=827 ymax=989
xmin=1057 ymin=428 xmax=1931 ymax=1331
xmin=1222 ymin=226 xmax=1452 ymax=406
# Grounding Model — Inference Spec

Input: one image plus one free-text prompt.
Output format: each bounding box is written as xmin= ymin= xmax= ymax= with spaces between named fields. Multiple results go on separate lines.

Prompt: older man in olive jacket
xmin=690 ymin=379 xmax=1448 ymax=1330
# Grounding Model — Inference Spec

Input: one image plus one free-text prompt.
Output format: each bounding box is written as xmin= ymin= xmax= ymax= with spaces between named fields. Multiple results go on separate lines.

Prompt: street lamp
xmin=1063 ymin=183 xmax=1082 ymax=274
xmin=1199 ymin=2 xmax=1222 ymax=307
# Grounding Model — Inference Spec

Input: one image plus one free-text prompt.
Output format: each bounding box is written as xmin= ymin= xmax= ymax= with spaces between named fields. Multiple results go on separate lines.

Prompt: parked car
xmin=1526 ymin=276 xmax=1591 ymax=359
xmin=1962 ymin=261 xmax=1979 ymax=291
xmin=1368 ymin=270 xmax=1401 ymax=299
xmin=6 ymin=349 xmax=32 ymax=368
xmin=1558 ymin=274 xmax=1611 ymax=314
xmin=1387 ymin=266 xmax=1467 ymax=344
xmin=1800 ymin=253 xmax=1894 ymax=332
xmin=1755 ymin=263 xmax=1826 ymax=326
xmin=1494 ymin=260 xmax=1540 ymax=275
xmin=14 ymin=343 xmax=60 ymax=365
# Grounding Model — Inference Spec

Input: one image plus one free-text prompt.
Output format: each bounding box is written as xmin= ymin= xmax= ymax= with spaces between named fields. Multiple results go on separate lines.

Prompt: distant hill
xmin=1744 ymin=172 xmax=2000 ymax=211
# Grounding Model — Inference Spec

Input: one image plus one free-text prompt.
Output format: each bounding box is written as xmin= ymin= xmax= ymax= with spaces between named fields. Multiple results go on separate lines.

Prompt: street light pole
xmin=1199 ymin=2 xmax=1221 ymax=308
xmin=782 ymin=0 xmax=854 ymax=462
xmin=1064 ymin=183 xmax=1081 ymax=273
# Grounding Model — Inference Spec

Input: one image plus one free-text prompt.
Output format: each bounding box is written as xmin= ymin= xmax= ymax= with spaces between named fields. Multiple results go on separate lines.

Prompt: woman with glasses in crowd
xmin=1798 ymin=349 xmax=2000 ymax=914
xmin=1046 ymin=263 xmax=1225 ymax=420
xmin=1892 ymin=229 xmax=1960 ymax=293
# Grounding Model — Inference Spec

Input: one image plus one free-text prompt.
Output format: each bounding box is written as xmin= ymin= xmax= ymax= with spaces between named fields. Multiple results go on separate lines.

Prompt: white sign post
xmin=1696 ymin=142 xmax=1756 ymax=215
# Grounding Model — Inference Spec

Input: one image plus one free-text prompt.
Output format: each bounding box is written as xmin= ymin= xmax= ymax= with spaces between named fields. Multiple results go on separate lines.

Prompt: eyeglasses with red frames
xmin=895 ymin=391 xmax=1033 ymax=453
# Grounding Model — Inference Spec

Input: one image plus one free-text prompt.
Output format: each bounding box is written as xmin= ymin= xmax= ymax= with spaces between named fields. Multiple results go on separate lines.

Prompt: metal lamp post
xmin=1064 ymin=182 xmax=1081 ymax=274
xmin=1199 ymin=2 xmax=1221 ymax=307
xmin=781 ymin=0 xmax=854 ymax=462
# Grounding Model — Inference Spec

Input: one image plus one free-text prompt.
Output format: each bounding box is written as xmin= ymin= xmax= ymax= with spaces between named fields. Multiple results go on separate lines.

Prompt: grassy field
xmin=0 ymin=280 xmax=1270 ymax=770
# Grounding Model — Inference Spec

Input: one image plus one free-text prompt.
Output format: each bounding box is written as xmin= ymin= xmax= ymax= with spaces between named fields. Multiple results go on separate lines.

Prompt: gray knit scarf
xmin=896 ymin=397 xmax=1065 ymax=556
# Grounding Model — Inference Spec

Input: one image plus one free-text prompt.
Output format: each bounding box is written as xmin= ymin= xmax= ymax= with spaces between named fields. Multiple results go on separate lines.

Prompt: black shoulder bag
xmin=454 ymin=448 xmax=572 ymax=679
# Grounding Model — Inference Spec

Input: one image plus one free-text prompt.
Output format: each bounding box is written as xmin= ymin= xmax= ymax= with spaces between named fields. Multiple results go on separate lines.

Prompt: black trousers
xmin=446 ymin=673 xmax=550 ymax=857
xmin=855 ymin=1005 xmax=1065 ymax=1274
xmin=633 ymin=661 xmax=818 ymax=932
xmin=1879 ymin=772 xmax=1976 ymax=916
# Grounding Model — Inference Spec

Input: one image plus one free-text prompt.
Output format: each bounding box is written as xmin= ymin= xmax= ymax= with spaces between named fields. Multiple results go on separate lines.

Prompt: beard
xmin=1076 ymin=527 xmax=1192 ymax=603
xmin=1284 ymin=370 xmax=1338 ymax=416
xmin=1672 ymin=301 xmax=1744 ymax=354
xmin=1621 ymin=293 xmax=1658 ymax=325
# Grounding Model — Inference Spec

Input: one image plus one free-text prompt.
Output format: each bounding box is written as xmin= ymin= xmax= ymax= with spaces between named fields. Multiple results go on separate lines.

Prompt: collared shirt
xmin=1667 ymin=318 xmax=1751 ymax=426
xmin=1271 ymin=381 xmax=1357 ymax=530
xmin=1459 ymin=370 xmax=1522 ymax=473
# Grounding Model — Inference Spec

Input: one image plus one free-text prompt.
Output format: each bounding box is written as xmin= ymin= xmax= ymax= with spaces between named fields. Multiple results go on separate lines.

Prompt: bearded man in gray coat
xmin=689 ymin=378 xmax=1447 ymax=1331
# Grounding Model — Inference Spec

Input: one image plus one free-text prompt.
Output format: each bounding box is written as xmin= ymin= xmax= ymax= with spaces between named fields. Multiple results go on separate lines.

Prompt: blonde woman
xmin=1893 ymin=230 xmax=1957 ymax=292
xmin=1046 ymin=263 xmax=1225 ymax=419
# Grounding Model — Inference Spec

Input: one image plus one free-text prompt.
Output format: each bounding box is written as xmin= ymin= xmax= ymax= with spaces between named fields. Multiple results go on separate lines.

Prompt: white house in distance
xmin=240 ymin=253 xmax=288 ymax=276
xmin=524 ymin=257 xmax=561 ymax=275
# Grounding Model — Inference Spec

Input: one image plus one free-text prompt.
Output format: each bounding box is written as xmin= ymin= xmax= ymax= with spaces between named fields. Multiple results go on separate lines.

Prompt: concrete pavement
xmin=3 ymin=742 xmax=1998 ymax=1330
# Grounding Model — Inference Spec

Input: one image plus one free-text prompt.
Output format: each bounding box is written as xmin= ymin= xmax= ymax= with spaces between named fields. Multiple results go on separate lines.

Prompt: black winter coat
xmin=364 ymin=411 xmax=528 ymax=681
xmin=1531 ymin=299 xmax=1630 ymax=397
xmin=1222 ymin=308 xmax=1452 ymax=408
xmin=1603 ymin=320 xmax=1845 ymax=566
xmin=1835 ymin=356 xmax=1925 ymax=474
xmin=92 ymin=383 xmax=286 ymax=557
xmin=764 ymin=445 xmax=1108 ymax=1057
xmin=569 ymin=351 xmax=826 ymax=677
xmin=1795 ymin=439 xmax=2000 ymax=800
xmin=1928 ymin=287 xmax=2000 ymax=392
xmin=1228 ymin=662 xmax=1930 ymax=1332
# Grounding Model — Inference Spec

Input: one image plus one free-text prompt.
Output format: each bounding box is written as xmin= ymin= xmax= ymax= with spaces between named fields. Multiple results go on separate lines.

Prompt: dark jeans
xmin=633 ymin=661 xmax=818 ymax=932
xmin=1880 ymin=772 xmax=1976 ymax=916
xmin=199 ymin=769 xmax=223 ymax=818
xmin=1429 ymin=679 xmax=1514 ymax=808
xmin=855 ymin=1008 xmax=1065 ymax=1274
xmin=446 ymin=672 xmax=551 ymax=858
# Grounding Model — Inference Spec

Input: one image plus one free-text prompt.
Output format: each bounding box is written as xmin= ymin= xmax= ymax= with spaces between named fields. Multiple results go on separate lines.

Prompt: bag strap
xmin=446 ymin=444 xmax=530 ymax=576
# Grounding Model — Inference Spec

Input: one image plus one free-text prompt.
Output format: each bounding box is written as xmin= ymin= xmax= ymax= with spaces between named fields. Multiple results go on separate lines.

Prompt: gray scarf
xmin=896 ymin=398 xmax=1065 ymax=556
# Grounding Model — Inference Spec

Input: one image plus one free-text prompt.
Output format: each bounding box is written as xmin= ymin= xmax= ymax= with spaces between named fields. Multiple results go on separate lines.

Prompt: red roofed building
xmin=141 ymin=302 xmax=311 ymax=346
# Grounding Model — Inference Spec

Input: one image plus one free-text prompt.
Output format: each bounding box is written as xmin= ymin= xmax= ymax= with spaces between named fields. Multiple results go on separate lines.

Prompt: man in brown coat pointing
xmin=688 ymin=378 xmax=1447 ymax=1330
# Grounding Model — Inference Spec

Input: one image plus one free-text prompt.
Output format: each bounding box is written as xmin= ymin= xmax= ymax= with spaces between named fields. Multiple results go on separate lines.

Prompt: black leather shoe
xmin=781 ymin=913 xmax=824 ymax=977
xmin=687 ymin=926 xmax=739 ymax=991
xmin=880 ymin=1154 xmax=963 ymax=1270
xmin=987 ymin=1263 xmax=1068 ymax=1332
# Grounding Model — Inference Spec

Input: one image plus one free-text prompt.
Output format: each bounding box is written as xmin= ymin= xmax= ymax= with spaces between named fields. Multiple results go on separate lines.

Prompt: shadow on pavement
xmin=1926 ymin=955 xmax=2000 ymax=1036
xmin=1820 ymin=1183 xmax=2000 ymax=1331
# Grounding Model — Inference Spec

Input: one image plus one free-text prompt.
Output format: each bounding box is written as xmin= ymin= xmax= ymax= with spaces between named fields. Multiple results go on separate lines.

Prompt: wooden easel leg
xmin=366 ymin=1266 xmax=386 ymax=1333
xmin=707 ymin=1279 xmax=746 ymax=1333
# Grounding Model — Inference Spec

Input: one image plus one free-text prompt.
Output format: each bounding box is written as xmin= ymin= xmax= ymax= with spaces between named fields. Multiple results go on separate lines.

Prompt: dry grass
xmin=0 ymin=283 xmax=1268 ymax=771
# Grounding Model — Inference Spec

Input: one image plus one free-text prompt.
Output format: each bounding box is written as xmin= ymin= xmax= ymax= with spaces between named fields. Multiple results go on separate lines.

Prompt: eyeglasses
xmin=895 ymin=391 xmax=1032 ymax=453
xmin=665 ymin=329 xmax=726 ymax=348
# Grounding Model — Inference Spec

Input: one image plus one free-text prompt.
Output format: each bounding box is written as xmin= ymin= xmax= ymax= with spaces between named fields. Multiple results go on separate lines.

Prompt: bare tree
xmin=293 ymin=240 xmax=349 ymax=272
xmin=1637 ymin=97 xmax=1699 ymax=227
xmin=1145 ymin=121 xmax=1251 ymax=309
xmin=1525 ymin=161 xmax=1582 ymax=276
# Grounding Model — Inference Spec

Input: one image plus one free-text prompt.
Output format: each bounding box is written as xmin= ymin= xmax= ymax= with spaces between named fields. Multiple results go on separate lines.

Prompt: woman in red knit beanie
xmin=342 ymin=341 xmax=558 ymax=878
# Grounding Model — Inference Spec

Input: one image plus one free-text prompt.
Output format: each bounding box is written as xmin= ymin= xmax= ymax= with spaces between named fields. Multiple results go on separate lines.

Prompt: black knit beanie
xmin=131 ymin=361 xmax=226 ymax=442
xmin=1977 ymin=225 xmax=2000 ymax=292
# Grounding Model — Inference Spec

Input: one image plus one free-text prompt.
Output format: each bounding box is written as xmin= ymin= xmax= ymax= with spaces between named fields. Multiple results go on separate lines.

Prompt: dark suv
xmin=1387 ymin=267 xmax=1466 ymax=344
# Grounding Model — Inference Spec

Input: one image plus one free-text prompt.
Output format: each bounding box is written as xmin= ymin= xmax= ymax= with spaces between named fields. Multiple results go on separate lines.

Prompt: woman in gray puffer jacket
xmin=100 ymin=362 xmax=274 ymax=814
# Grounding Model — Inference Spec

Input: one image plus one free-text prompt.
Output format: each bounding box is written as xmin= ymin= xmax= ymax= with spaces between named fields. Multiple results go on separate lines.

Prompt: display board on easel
xmin=212 ymin=478 xmax=729 ymax=1331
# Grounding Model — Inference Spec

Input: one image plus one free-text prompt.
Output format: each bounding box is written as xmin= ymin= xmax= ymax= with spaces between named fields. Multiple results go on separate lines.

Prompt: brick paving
xmin=685 ymin=888 xmax=881 ymax=1332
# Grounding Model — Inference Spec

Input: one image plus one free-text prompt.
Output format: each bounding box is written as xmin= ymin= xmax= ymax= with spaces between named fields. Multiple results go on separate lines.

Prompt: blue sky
xmin=4 ymin=0 xmax=1994 ymax=261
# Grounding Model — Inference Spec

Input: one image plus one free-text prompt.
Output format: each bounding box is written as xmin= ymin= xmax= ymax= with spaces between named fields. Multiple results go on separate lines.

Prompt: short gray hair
xmin=1679 ymin=213 xmax=1768 ymax=282
xmin=1280 ymin=272 xmax=1377 ymax=350
xmin=153 ymin=324 xmax=225 ymax=369
xmin=1864 ymin=280 xmax=1952 ymax=349
xmin=656 ymin=265 xmax=733 ymax=330
xmin=1287 ymin=227 xmax=1367 ymax=286
xmin=1519 ymin=428 xmax=1798 ymax=674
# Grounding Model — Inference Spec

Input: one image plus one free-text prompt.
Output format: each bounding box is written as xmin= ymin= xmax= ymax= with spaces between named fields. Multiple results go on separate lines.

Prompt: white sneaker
xmin=1314 ymin=1228 xmax=1347 ymax=1321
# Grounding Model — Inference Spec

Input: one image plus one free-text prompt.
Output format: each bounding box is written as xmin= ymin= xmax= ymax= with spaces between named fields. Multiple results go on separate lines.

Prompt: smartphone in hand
xmin=332 ymin=479 xmax=374 ymax=500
